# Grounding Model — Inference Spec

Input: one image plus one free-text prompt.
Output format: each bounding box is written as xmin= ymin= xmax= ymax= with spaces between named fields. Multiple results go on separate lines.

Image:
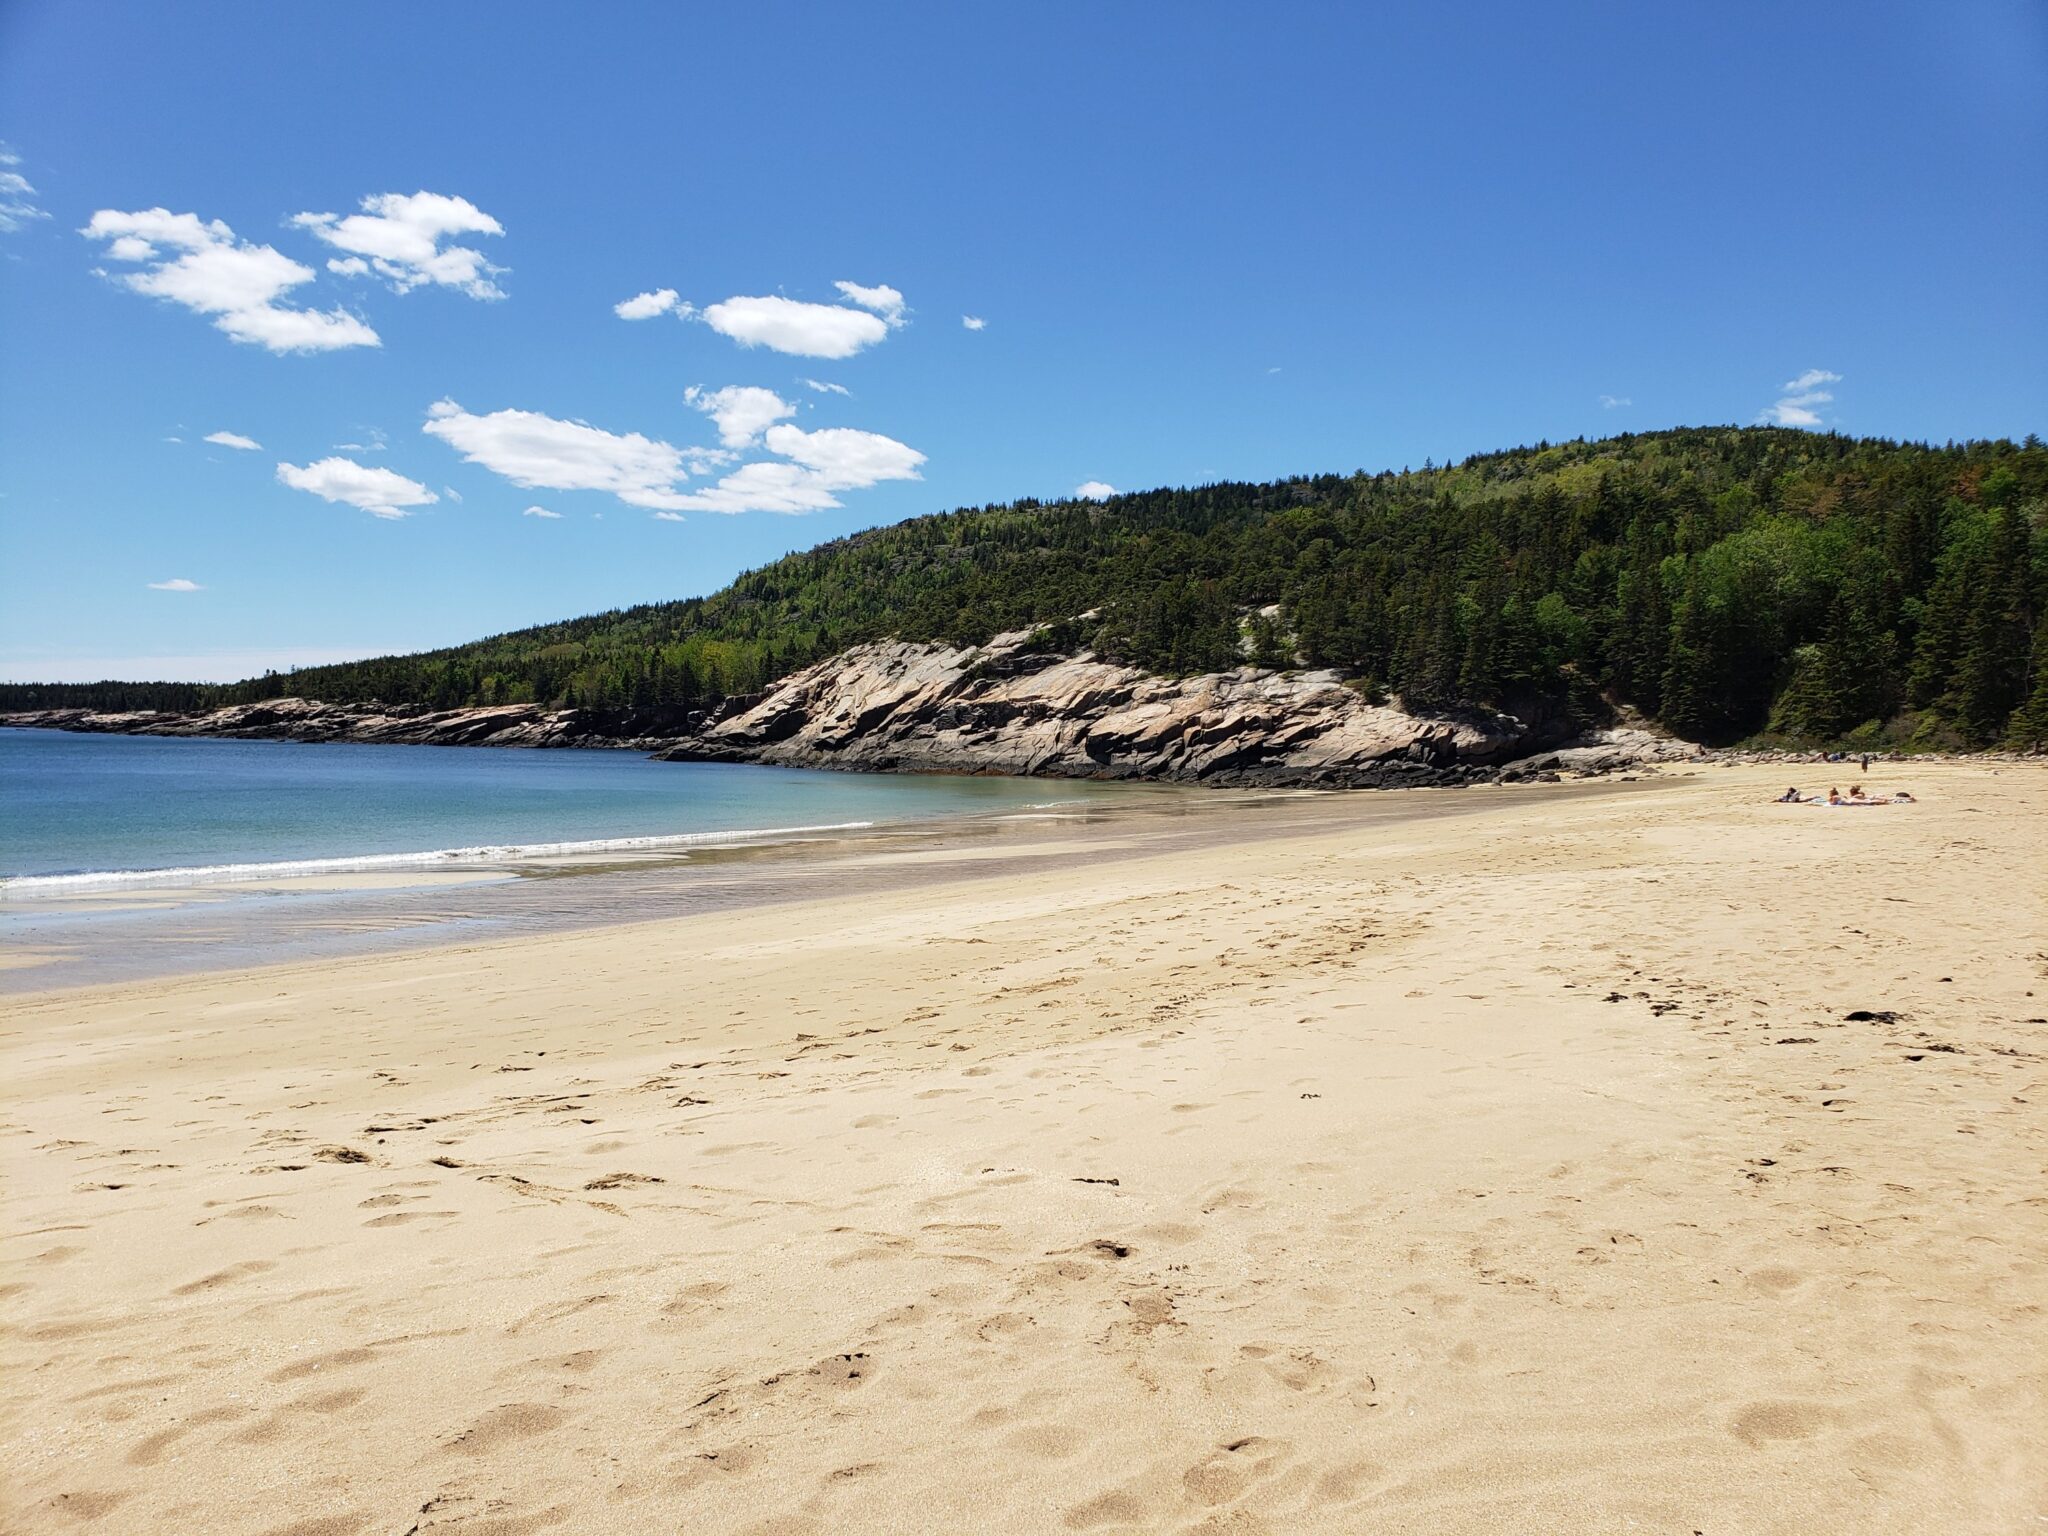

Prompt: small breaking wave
xmin=0 ymin=821 xmax=879 ymax=894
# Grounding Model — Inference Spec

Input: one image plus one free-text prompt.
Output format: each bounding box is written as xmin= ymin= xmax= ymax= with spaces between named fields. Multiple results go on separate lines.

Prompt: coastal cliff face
xmin=1 ymin=633 xmax=1678 ymax=785
xmin=659 ymin=630 xmax=1585 ymax=787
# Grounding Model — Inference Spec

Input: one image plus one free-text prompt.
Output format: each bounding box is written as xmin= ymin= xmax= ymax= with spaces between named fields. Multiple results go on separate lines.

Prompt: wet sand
xmin=3 ymin=762 xmax=2044 ymax=1533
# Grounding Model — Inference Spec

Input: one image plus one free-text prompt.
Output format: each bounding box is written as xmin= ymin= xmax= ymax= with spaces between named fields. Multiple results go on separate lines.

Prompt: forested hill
xmin=8 ymin=427 xmax=2046 ymax=749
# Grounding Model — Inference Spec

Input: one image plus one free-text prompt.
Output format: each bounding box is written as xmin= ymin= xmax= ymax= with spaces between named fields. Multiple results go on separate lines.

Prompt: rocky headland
xmin=1 ymin=630 xmax=1691 ymax=787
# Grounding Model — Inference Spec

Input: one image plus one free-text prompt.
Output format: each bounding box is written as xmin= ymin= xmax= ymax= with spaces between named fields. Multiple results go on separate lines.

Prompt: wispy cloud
xmin=801 ymin=377 xmax=851 ymax=396
xmin=1758 ymin=368 xmax=1842 ymax=428
xmin=834 ymin=281 xmax=906 ymax=327
xmin=146 ymin=577 xmax=204 ymax=592
xmin=522 ymin=505 xmax=562 ymax=519
xmin=0 ymin=143 xmax=49 ymax=233
xmin=293 ymin=192 xmax=506 ymax=299
xmin=204 ymin=430 xmax=262 ymax=451
xmin=961 ymin=315 xmax=987 ymax=331
xmin=1075 ymin=480 xmax=1116 ymax=501
xmin=1599 ymin=394 xmax=1631 ymax=409
xmin=277 ymin=456 xmax=438 ymax=519
xmin=666 ymin=424 xmax=925 ymax=514
xmin=82 ymin=207 xmax=379 ymax=353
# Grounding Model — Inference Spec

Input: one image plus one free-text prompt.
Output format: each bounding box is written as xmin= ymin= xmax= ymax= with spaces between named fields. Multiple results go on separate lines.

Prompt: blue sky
xmin=1 ymin=2 xmax=2043 ymax=683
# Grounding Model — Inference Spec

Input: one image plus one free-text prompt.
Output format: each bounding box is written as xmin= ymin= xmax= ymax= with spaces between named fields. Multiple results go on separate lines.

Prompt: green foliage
xmin=5 ymin=428 xmax=2043 ymax=748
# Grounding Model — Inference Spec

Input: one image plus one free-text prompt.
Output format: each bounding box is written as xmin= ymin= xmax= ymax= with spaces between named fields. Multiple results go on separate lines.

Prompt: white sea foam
xmin=0 ymin=821 xmax=879 ymax=894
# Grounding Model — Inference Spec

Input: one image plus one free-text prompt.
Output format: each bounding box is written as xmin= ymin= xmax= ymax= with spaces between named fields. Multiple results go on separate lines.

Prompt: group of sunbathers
xmin=1774 ymin=784 xmax=1916 ymax=806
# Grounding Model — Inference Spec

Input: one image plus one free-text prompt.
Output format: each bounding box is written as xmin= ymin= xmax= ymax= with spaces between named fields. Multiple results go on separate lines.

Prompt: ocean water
xmin=0 ymin=728 xmax=1139 ymax=887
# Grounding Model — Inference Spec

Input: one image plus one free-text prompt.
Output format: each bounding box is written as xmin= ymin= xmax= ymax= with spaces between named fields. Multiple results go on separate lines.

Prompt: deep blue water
xmin=0 ymin=728 xmax=1132 ymax=884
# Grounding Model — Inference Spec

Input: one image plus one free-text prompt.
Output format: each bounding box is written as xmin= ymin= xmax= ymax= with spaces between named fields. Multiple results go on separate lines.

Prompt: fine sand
xmin=3 ymin=763 xmax=2045 ymax=1533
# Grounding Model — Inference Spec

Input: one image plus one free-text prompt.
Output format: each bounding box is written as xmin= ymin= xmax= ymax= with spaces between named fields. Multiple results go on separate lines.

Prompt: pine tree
xmin=2006 ymin=615 xmax=2048 ymax=750
xmin=1659 ymin=574 xmax=1719 ymax=742
xmin=1951 ymin=506 xmax=2035 ymax=743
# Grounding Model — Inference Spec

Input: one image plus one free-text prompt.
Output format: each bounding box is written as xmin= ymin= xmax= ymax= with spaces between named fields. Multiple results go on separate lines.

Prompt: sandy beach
xmin=4 ymin=762 xmax=2045 ymax=1534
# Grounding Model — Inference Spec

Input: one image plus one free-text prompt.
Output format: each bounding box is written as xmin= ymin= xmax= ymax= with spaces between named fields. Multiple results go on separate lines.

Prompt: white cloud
xmin=426 ymin=396 xmax=923 ymax=517
xmin=686 ymin=384 xmax=795 ymax=448
xmin=615 ymin=288 xmax=680 ymax=320
xmin=1075 ymin=480 xmax=1116 ymax=501
xmin=961 ymin=315 xmax=986 ymax=331
xmin=1762 ymin=399 xmax=1827 ymax=428
xmin=700 ymin=294 xmax=890 ymax=359
xmin=834 ymin=281 xmax=906 ymax=326
xmin=82 ymin=207 xmax=379 ymax=353
xmin=147 ymin=578 xmax=204 ymax=592
xmin=801 ymin=377 xmax=851 ymax=396
xmin=652 ymin=511 xmax=684 ymax=522
xmin=422 ymin=399 xmax=712 ymax=510
xmin=1758 ymin=369 xmax=1841 ymax=429
xmin=1599 ymin=394 xmax=1631 ymax=409
xmin=0 ymin=143 xmax=49 ymax=233
xmin=292 ymin=191 xmax=506 ymax=299
xmin=670 ymin=424 xmax=925 ymax=514
xmin=277 ymin=456 xmax=438 ymax=519
xmin=442 ymin=485 xmax=463 ymax=503
xmin=767 ymin=423 xmax=923 ymax=484
xmin=204 ymin=430 xmax=262 ymax=451
xmin=522 ymin=505 xmax=562 ymax=519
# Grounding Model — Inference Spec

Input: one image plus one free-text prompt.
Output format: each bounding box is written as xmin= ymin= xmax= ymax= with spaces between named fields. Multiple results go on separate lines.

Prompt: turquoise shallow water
xmin=0 ymin=728 xmax=1136 ymax=885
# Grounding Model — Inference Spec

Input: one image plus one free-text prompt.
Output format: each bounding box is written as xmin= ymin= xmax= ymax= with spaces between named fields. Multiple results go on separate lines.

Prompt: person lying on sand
xmin=1776 ymin=786 xmax=1805 ymax=803
xmin=1817 ymin=787 xmax=1907 ymax=807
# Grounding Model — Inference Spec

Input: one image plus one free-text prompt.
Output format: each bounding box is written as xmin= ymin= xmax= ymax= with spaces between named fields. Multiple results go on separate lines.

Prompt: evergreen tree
xmin=2006 ymin=615 xmax=2048 ymax=750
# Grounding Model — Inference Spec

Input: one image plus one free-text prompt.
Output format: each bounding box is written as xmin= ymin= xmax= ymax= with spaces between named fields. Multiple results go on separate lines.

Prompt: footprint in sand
xmin=1182 ymin=1436 xmax=1290 ymax=1505
xmin=807 ymin=1352 xmax=876 ymax=1388
xmin=35 ymin=1490 xmax=132 ymax=1524
xmin=1731 ymin=1399 xmax=1835 ymax=1446
xmin=439 ymin=1401 xmax=570 ymax=1455
xmin=1743 ymin=1265 xmax=1807 ymax=1296
xmin=1007 ymin=1423 xmax=1084 ymax=1459
xmin=268 ymin=1345 xmax=378 ymax=1383
xmin=126 ymin=1404 xmax=255 ymax=1466
xmin=171 ymin=1258 xmax=277 ymax=1295
xmin=363 ymin=1209 xmax=458 ymax=1227
xmin=258 ymin=1516 xmax=371 ymax=1536
xmin=1063 ymin=1488 xmax=1151 ymax=1530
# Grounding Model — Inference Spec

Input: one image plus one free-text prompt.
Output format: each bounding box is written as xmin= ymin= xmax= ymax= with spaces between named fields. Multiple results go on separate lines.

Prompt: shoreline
xmin=1 ymin=774 xmax=1593 ymax=996
xmin=6 ymin=761 xmax=2043 ymax=1532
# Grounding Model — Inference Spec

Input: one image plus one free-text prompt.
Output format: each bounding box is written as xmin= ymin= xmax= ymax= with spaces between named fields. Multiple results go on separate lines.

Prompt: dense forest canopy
xmin=8 ymin=427 xmax=2046 ymax=749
